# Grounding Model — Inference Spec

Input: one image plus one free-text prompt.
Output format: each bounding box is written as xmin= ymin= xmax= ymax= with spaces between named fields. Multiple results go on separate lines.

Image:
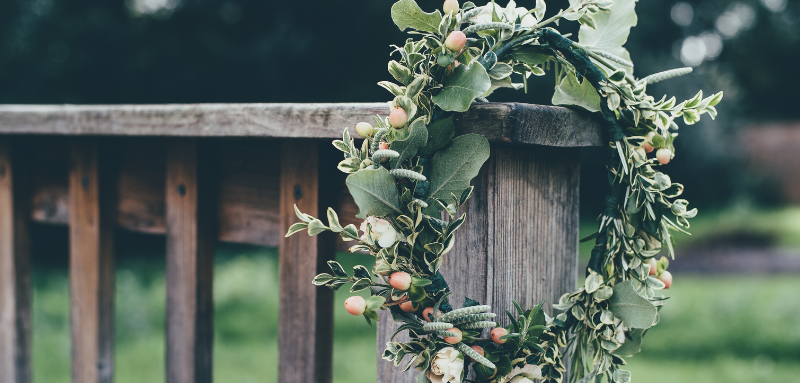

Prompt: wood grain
xmin=0 ymin=139 xmax=32 ymax=383
xmin=377 ymin=144 xmax=580 ymax=383
xmin=69 ymin=139 xmax=115 ymax=383
xmin=0 ymin=103 xmax=603 ymax=147
xmin=278 ymin=140 xmax=336 ymax=383
xmin=165 ymin=139 xmax=215 ymax=383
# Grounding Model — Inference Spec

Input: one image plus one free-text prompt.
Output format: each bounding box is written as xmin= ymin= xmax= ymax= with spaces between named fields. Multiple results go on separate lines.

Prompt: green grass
xmin=30 ymin=245 xmax=800 ymax=383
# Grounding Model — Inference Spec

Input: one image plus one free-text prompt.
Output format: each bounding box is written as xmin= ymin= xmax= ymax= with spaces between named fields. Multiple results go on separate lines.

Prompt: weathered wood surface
xmin=0 ymin=103 xmax=603 ymax=147
xmin=278 ymin=141 xmax=336 ymax=383
xmin=377 ymin=144 xmax=580 ymax=383
xmin=165 ymin=139 xmax=215 ymax=383
xmin=69 ymin=140 xmax=115 ymax=383
xmin=0 ymin=139 xmax=32 ymax=383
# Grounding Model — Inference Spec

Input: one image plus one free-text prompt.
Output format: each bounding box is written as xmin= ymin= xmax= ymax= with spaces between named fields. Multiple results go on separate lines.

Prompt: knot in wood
xmin=293 ymin=185 xmax=302 ymax=200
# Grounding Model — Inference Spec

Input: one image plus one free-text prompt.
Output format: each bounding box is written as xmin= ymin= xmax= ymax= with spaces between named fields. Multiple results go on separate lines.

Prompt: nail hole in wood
xmin=293 ymin=185 xmax=302 ymax=200
xmin=81 ymin=177 xmax=89 ymax=190
xmin=177 ymin=184 xmax=186 ymax=196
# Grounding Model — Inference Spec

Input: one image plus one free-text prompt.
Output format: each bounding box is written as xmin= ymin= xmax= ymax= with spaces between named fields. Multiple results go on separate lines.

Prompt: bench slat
xmin=165 ymin=139 xmax=215 ymax=383
xmin=69 ymin=139 xmax=115 ymax=383
xmin=0 ymin=139 xmax=32 ymax=383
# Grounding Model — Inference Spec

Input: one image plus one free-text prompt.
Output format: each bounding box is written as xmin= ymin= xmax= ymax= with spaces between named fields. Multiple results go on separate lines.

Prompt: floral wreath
xmin=287 ymin=1 xmax=722 ymax=382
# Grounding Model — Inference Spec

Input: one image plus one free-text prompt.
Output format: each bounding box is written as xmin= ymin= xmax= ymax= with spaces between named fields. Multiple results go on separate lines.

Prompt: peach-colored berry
xmin=647 ymin=258 xmax=658 ymax=276
xmin=422 ymin=307 xmax=441 ymax=322
xmin=658 ymin=270 xmax=673 ymax=289
xmin=643 ymin=142 xmax=654 ymax=153
xmin=389 ymin=271 xmax=412 ymax=291
xmin=388 ymin=107 xmax=408 ymax=128
xmin=445 ymin=31 xmax=466 ymax=52
xmin=491 ymin=327 xmax=509 ymax=344
xmin=399 ymin=300 xmax=416 ymax=313
xmin=344 ymin=296 xmax=367 ymax=316
xmin=443 ymin=327 xmax=462 ymax=344
xmin=656 ymin=148 xmax=672 ymax=165
xmin=379 ymin=142 xmax=389 ymax=150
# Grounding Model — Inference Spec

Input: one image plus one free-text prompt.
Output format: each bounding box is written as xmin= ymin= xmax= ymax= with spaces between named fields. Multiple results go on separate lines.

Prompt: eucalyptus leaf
xmin=391 ymin=119 xmax=428 ymax=168
xmin=420 ymin=116 xmax=455 ymax=155
xmin=346 ymin=167 xmax=403 ymax=219
xmin=391 ymin=0 xmax=443 ymax=34
xmin=552 ymin=72 xmax=602 ymax=113
xmin=427 ymin=134 xmax=490 ymax=201
xmin=431 ymin=63 xmax=492 ymax=112
xmin=577 ymin=0 xmax=637 ymax=72
xmin=608 ymin=281 xmax=657 ymax=329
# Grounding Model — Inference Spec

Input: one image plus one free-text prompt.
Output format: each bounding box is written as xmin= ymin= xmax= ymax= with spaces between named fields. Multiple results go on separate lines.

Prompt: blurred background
xmin=2 ymin=0 xmax=799 ymax=382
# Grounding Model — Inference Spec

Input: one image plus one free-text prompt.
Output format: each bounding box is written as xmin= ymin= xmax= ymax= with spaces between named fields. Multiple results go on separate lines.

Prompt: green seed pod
xmin=372 ymin=149 xmax=400 ymax=162
xmin=457 ymin=343 xmax=495 ymax=369
xmin=438 ymin=305 xmax=491 ymax=323
xmin=450 ymin=313 xmax=497 ymax=325
xmin=459 ymin=321 xmax=497 ymax=329
xmin=435 ymin=330 xmax=459 ymax=338
xmin=389 ymin=169 xmax=427 ymax=181
xmin=423 ymin=322 xmax=453 ymax=332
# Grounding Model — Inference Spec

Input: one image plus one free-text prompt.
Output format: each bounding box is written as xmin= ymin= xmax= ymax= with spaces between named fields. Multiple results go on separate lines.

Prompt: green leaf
xmin=308 ymin=219 xmax=329 ymax=235
xmin=390 ymin=119 xmax=428 ymax=168
xmin=613 ymin=369 xmax=632 ymax=383
xmin=350 ymin=278 xmax=373 ymax=292
xmin=419 ymin=116 xmax=455 ymax=156
xmin=608 ymin=280 xmax=657 ymax=329
xmin=366 ymin=295 xmax=387 ymax=311
xmin=552 ymin=72 xmax=602 ymax=113
xmin=285 ymin=222 xmax=308 ymax=237
xmin=391 ymin=0 xmax=443 ymax=34
xmin=312 ymin=273 xmax=335 ymax=285
xmin=511 ymin=46 xmax=552 ymax=66
xmin=612 ymin=328 xmax=645 ymax=357
xmin=353 ymin=265 xmax=371 ymax=279
xmin=578 ymin=0 xmax=638 ymax=70
xmin=431 ymin=63 xmax=492 ymax=112
xmin=346 ymin=168 xmax=403 ymax=219
xmin=428 ymin=134 xmax=490 ymax=201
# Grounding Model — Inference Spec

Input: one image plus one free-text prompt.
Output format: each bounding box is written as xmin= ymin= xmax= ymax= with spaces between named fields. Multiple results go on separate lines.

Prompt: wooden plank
xmin=278 ymin=140 xmax=336 ymax=383
xmin=165 ymin=139 xmax=215 ymax=383
xmin=0 ymin=103 xmax=603 ymax=147
xmin=0 ymin=139 xmax=32 ymax=383
xmin=377 ymin=145 xmax=580 ymax=383
xmin=69 ymin=139 xmax=115 ymax=383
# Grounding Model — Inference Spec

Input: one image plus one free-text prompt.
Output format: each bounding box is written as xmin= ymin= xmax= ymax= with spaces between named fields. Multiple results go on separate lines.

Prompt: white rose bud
xmin=360 ymin=216 xmax=401 ymax=248
xmin=427 ymin=347 xmax=464 ymax=383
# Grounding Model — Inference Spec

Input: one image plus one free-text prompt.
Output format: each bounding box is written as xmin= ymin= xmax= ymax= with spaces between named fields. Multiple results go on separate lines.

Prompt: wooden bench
xmin=0 ymin=102 xmax=602 ymax=383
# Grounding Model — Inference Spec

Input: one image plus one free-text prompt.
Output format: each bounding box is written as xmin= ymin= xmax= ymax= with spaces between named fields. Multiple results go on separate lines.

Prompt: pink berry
xmin=388 ymin=107 xmax=408 ymax=128
xmin=491 ymin=328 xmax=508 ymax=344
xmin=658 ymin=270 xmax=673 ymax=289
xmin=443 ymin=327 xmax=463 ymax=344
xmin=443 ymin=0 xmax=459 ymax=15
xmin=656 ymin=148 xmax=672 ymax=165
xmin=647 ymin=258 xmax=657 ymax=276
xmin=469 ymin=345 xmax=485 ymax=362
xmin=444 ymin=31 xmax=466 ymax=52
xmin=344 ymin=296 xmax=367 ymax=316
xmin=643 ymin=142 xmax=654 ymax=153
xmin=422 ymin=307 xmax=441 ymax=322
xmin=399 ymin=300 xmax=416 ymax=313
xmin=389 ymin=271 xmax=412 ymax=291
xmin=355 ymin=122 xmax=373 ymax=138
xmin=378 ymin=142 xmax=389 ymax=150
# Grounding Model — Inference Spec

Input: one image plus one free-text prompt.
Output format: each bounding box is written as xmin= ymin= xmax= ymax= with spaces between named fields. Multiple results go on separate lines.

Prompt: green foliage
xmin=390 ymin=118 xmax=428 ymax=168
xmin=431 ymin=63 xmax=492 ymax=112
xmin=552 ymin=72 xmax=602 ymax=112
xmin=346 ymin=167 xmax=403 ymax=219
xmin=391 ymin=0 xmax=443 ymax=34
xmin=427 ymin=134 xmax=490 ymax=201
xmin=608 ymin=281 xmax=657 ymax=329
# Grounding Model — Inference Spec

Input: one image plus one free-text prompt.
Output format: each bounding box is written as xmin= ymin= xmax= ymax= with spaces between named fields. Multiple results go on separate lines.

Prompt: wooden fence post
xmin=69 ymin=139 xmax=116 ymax=383
xmin=278 ymin=140 xmax=336 ymax=383
xmin=0 ymin=139 xmax=32 ymax=383
xmin=377 ymin=144 xmax=580 ymax=383
xmin=165 ymin=139 xmax=216 ymax=383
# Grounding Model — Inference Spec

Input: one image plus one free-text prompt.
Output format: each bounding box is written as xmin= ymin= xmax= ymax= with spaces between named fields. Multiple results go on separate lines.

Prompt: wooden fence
xmin=0 ymin=103 xmax=602 ymax=383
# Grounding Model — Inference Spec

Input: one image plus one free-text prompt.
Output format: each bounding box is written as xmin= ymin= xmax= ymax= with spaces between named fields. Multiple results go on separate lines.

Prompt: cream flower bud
xmin=427 ymin=347 xmax=464 ymax=383
xmin=360 ymin=216 xmax=401 ymax=248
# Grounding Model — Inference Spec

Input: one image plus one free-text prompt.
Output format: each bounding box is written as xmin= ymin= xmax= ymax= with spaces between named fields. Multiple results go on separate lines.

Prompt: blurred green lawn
xmin=32 ymin=221 xmax=800 ymax=383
